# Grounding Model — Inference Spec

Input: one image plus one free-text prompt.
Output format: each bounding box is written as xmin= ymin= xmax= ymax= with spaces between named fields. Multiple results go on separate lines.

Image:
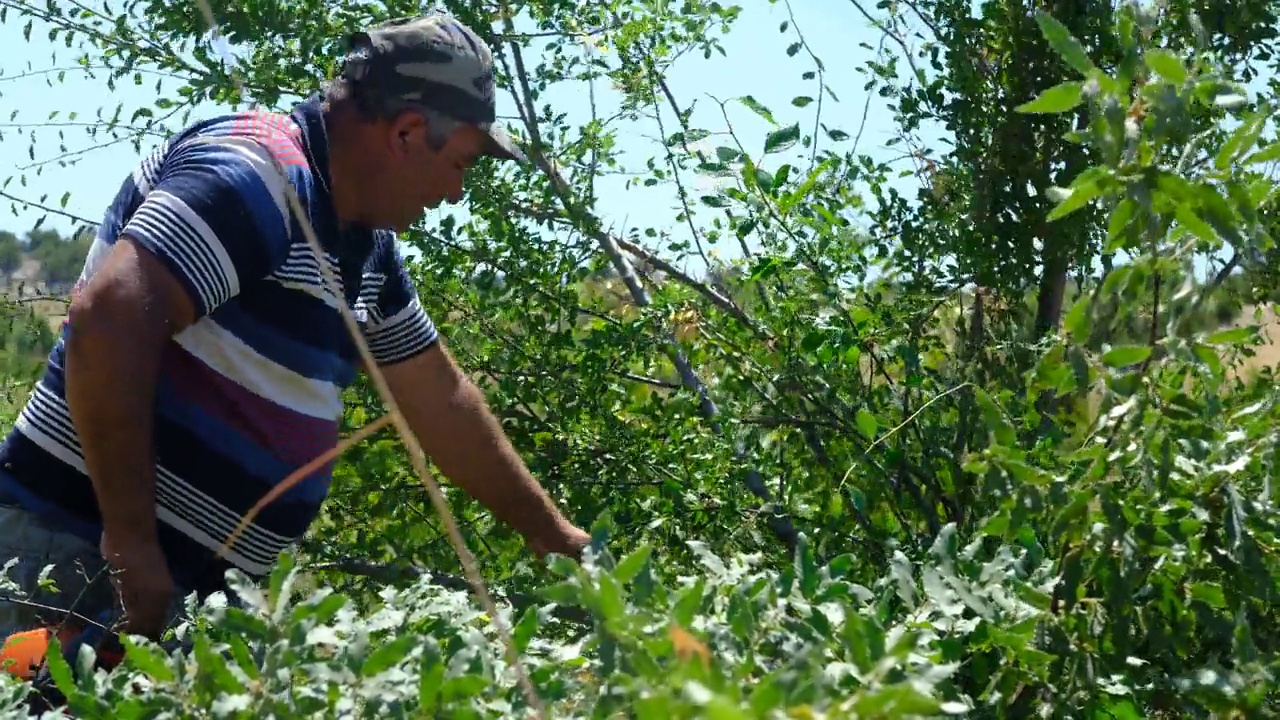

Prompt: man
xmin=0 ymin=9 xmax=588 ymax=653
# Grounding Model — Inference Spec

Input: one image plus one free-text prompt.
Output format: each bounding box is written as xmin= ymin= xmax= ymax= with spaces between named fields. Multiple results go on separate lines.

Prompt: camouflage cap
xmin=340 ymin=10 xmax=526 ymax=163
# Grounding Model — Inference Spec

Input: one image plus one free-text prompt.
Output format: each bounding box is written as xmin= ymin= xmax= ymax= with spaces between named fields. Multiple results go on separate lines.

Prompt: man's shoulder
xmin=164 ymin=110 xmax=313 ymax=179
xmin=150 ymin=110 xmax=322 ymax=237
xmin=180 ymin=109 xmax=305 ymax=147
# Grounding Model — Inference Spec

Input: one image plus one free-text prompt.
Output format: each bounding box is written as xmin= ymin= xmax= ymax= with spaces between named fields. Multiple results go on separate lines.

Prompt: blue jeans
xmin=0 ymin=481 xmax=190 ymax=644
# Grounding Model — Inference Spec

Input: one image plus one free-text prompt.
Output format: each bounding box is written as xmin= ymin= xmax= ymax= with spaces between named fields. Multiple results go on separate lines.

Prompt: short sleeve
xmin=118 ymin=134 xmax=298 ymax=320
xmin=363 ymin=237 xmax=440 ymax=365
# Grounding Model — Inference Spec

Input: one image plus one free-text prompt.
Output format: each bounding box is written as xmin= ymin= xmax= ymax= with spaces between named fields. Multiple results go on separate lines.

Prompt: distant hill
xmin=0 ymin=225 xmax=92 ymax=299
xmin=0 ymin=225 xmax=90 ymax=335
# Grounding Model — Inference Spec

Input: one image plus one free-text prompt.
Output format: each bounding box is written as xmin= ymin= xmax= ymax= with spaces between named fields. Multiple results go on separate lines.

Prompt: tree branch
xmin=493 ymin=8 xmax=804 ymax=558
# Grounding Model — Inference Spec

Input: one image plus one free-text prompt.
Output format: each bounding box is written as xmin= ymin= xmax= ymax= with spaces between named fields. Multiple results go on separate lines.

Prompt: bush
xmin=0 ymin=0 xmax=1277 ymax=718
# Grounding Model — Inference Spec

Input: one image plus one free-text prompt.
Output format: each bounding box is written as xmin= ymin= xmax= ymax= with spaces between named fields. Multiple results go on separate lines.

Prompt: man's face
xmin=378 ymin=111 xmax=486 ymax=232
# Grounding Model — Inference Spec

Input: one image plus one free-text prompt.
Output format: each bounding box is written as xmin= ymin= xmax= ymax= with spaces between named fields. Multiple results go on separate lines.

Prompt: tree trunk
xmin=1034 ymin=252 xmax=1069 ymax=339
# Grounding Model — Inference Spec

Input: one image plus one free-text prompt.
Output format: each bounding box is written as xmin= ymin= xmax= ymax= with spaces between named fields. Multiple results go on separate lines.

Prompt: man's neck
xmin=320 ymin=106 xmax=363 ymax=230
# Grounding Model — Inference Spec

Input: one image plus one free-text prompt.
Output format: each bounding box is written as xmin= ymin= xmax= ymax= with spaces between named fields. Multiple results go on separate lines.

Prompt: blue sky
xmin=0 ymin=2 xmax=1262 ymax=284
xmin=0 ymin=1 xmax=930 ymax=278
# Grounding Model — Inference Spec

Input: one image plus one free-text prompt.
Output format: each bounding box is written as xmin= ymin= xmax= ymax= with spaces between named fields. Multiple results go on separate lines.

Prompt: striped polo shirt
xmin=0 ymin=95 xmax=438 ymax=595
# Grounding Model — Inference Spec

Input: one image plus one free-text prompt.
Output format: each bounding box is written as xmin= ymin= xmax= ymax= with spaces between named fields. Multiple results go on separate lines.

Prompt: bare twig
xmin=781 ymin=0 xmax=826 ymax=171
xmin=0 ymin=594 xmax=113 ymax=631
xmin=518 ymin=195 xmax=760 ymax=328
xmin=649 ymin=67 xmax=774 ymax=311
xmin=223 ymin=414 xmax=394 ymax=537
xmin=613 ymin=234 xmax=763 ymax=334
xmin=632 ymin=49 xmax=712 ymax=269
xmin=0 ymin=191 xmax=99 ymax=226
xmin=851 ymin=33 xmax=887 ymax=156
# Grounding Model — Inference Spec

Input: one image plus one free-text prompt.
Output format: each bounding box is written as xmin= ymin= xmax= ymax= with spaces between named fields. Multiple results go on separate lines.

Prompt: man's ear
xmin=387 ymin=110 xmax=426 ymax=159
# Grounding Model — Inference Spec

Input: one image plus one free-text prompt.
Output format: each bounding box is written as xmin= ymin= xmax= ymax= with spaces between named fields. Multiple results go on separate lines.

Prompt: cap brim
xmin=482 ymin=122 xmax=527 ymax=164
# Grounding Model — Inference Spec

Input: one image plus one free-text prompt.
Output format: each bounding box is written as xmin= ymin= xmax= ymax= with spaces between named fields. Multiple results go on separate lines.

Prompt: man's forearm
xmin=65 ymin=305 xmax=164 ymax=545
xmin=408 ymin=376 xmax=569 ymax=540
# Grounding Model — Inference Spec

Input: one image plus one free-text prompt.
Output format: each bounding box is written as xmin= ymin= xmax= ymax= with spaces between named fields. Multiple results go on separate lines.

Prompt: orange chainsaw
xmin=1 ymin=617 xmax=124 ymax=714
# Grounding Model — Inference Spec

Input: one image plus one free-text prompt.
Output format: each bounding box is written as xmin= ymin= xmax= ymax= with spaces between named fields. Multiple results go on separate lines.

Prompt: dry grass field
xmin=34 ymin=300 xmax=69 ymax=334
xmin=11 ymin=281 xmax=1280 ymax=392
xmin=1224 ymin=303 xmax=1280 ymax=381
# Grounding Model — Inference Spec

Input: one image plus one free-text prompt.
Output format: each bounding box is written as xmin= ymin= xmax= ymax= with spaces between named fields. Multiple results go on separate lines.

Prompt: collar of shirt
xmin=290 ymin=94 xmax=376 ymax=293
xmin=292 ymin=95 xmax=334 ymax=197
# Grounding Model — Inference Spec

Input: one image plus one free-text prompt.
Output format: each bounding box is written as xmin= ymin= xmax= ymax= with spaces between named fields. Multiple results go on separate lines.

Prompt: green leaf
xmin=855 ymin=408 xmax=877 ymax=441
xmin=537 ymin=581 xmax=581 ymax=606
xmin=774 ymin=163 xmax=793 ymax=187
xmin=1014 ymin=81 xmax=1083 ymax=114
xmin=613 ymin=544 xmax=652 ymax=585
xmin=1106 ymin=198 xmax=1137 ymax=251
xmin=1174 ymin=205 xmax=1218 ymax=244
xmin=726 ymin=588 xmax=754 ymax=641
xmin=596 ymin=572 xmax=626 ymax=624
xmin=1034 ymin=11 xmax=1097 ymax=76
xmin=1144 ymin=49 xmax=1187 ymax=84
xmin=705 ymin=697 xmax=752 ymax=719
xmin=794 ymin=534 xmax=818 ymax=597
xmin=1101 ymin=345 xmax=1152 ymax=368
xmin=752 ymin=166 xmax=775 ymax=192
xmin=780 ymin=161 xmax=827 ymax=214
xmin=1064 ymin=295 xmax=1092 ymax=340
xmin=739 ymin=95 xmax=776 ymax=125
xmin=764 ymin=123 xmax=801 ymax=154
xmin=1051 ymin=492 xmax=1091 ymax=542
xmin=192 ymin=633 xmax=246 ymax=694
xmin=1242 ymin=142 xmax=1280 ymax=166
xmin=749 ymin=256 xmax=782 ymax=281
xmin=1101 ymin=699 xmax=1144 ymax=720
xmin=672 ymin=577 xmax=706 ymax=627
xmin=1204 ymin=326 xmax=1256 ymax=345
xmin=418 ymin=650 xmax=445 ymax=713
xmin=973 ymin=388 xmax=1016 ymax=447
xmin=512 ymin=605 xmax=540 ymax=653
xmin=714 ymin=146 xmax=740 ymax=163
xmin=1215 ymin=111 xmax=1265 ymax=170
xmin=854 ymin=682 xmax=943 ymax=716
xmin=748 ymin=671 xmax=786 ymax=715
xmin=121 ymin=635 xmax=175 ymax=682
xmin=1190 ymin=582 xmax=1226 ymax=608
xmin=441 ymin=673 xmax=489 ymax=702
xmin=361 ymin=634 xmax=417 ymax=677
xmin=791 ymin=95 xmax=813 ymax=107
xmin=1046 ymin=172 xmax=1107 ymax=221
xmin=43 ymin=636 xmax=76 ymax=695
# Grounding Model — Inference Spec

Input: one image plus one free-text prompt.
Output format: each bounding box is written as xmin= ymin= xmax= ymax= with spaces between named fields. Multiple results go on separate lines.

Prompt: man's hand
xmin=380 ymin=342 xmax=584 ymax=557
xmin=526 ymin=522 xmax=591 ymax=561
xmin=99 ymin=533 xmax=175 ymax=639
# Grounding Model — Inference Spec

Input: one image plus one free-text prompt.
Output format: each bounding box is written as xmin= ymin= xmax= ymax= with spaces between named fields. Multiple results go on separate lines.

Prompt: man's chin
xmin=389 ymin=203 xmax=441 ymax=233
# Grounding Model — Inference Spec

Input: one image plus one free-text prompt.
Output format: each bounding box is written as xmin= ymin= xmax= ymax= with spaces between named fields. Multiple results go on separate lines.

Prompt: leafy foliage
xmin=0 ymin=0 xmax=1277 ymax=717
